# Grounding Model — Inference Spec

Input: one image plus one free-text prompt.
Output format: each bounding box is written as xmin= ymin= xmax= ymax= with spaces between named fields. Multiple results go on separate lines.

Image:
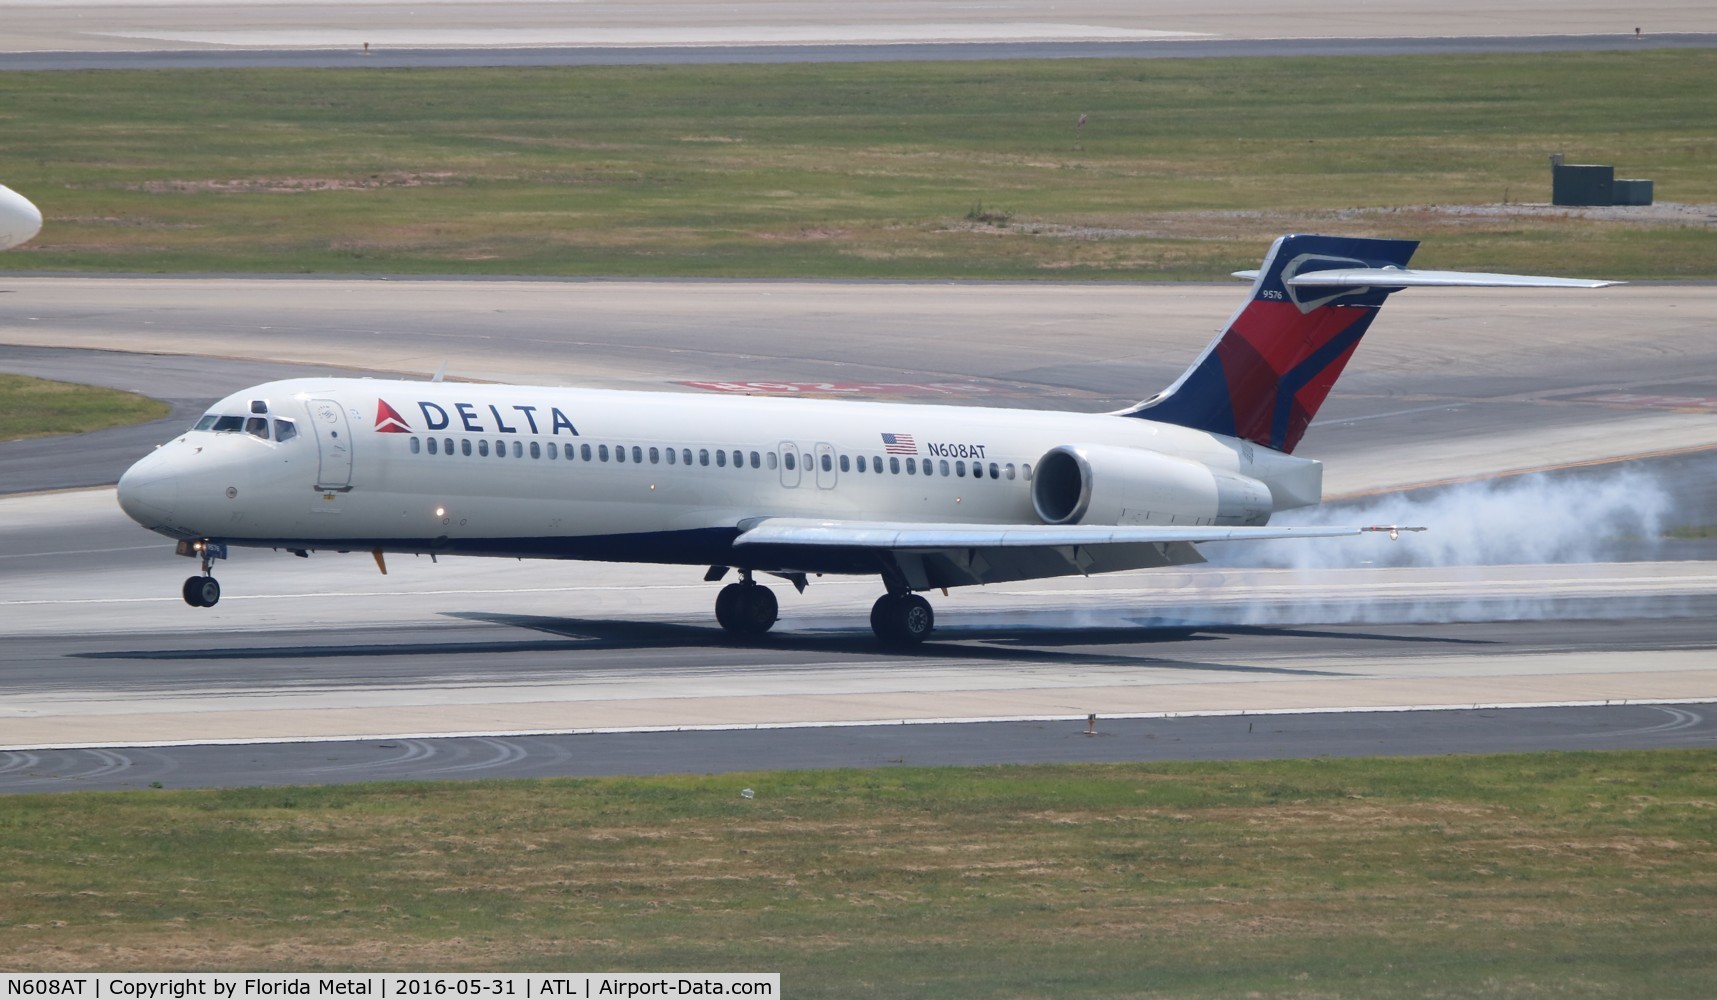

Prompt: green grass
xmin=0 ymin=373 xmax=169 ymax=440
xmin=4 ymin=751 xmax=1715 ymax=995
xmin=1 ymin=51 xmax=1713 ymax=279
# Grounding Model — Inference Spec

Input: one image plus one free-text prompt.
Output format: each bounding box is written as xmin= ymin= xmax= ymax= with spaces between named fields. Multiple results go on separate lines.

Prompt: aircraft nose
xmin=0 ymin=185 xmax=43 ymax=250
xmin=117 ymin=457 xmax=179 ymax=529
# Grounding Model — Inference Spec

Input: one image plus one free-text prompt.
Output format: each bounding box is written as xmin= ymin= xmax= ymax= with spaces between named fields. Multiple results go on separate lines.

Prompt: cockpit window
xmin=211 ymin=415 xmax=245 ymax=432
xmin=194 ymin=415 xmax=218 ymax=431
xmin=245 ymin=416 xmax=270 ymax=439
xmin=274 ymin=418 xmax=298 ymax=442
xmin=250 ymin=399 xmax=268 ymax=415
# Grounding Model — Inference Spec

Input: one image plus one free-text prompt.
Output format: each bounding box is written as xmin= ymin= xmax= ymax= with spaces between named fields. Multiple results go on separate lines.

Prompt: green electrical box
xmin=1553 ymin=164 xmax=1614 ymax=206
xmin=1612 ymin=178 xmax=1654 ymax=206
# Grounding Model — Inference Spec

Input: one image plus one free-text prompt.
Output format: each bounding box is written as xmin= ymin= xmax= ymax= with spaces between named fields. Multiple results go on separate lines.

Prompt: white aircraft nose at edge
xmin=0 ymin=184 xmax=43 ymax=250
xmin=115 ymin=234 xmax=1616 ymax=645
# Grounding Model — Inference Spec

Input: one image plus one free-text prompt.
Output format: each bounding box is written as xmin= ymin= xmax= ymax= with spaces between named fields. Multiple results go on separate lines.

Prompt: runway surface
xmin=4 ymin=703 xmax=1714 ymax=794
xmin=6 ymin=34 xmax=1715 ymax=71
xmin=5 ymin=279 xmax=1715 ymax=497
xmin=4 ymin=1 xmax=1713 ymax=58
xmin=3 ymin=0 xmax=1711 ymax=70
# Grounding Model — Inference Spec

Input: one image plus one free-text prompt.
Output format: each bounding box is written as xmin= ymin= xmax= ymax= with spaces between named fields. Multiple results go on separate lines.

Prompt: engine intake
xmin=1031 ymin=444 xmax=1272 ymax=527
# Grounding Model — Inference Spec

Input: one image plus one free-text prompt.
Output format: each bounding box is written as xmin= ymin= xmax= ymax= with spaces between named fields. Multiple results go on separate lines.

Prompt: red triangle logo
xmin=375 ymin=398 xmax=411 ymax=433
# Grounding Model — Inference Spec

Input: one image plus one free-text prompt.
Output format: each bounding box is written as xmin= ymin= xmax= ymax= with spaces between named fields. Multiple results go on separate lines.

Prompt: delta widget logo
xmin=375 ymin=399 xmax=411 ymax=433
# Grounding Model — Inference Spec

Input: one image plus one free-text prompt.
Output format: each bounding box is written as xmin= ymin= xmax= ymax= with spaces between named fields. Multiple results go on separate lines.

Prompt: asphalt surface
xmin=4 ymin=34 xmax=1714 ymax=71
xmin=3 ymin=701 xmax=1713 ymax=794
xmin=5 ymin=279 xmax=1716 ymax=500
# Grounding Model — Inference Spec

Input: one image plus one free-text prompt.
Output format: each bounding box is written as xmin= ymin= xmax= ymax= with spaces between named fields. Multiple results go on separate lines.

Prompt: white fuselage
xmin=0 ymin=184 xmax=42 ymax=250
xmin=117 ymin=377 xmax=1322 ymax=575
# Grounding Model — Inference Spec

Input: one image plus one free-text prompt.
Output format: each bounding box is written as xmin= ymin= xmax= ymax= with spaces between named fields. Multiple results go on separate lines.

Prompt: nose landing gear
xmin=177 ymin=538 xmax=225 ymax=607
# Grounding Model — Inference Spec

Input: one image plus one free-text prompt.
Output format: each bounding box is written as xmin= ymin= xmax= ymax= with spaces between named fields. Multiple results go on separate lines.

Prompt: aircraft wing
xmin=732 ymin=517 xmax=1412 ymax=590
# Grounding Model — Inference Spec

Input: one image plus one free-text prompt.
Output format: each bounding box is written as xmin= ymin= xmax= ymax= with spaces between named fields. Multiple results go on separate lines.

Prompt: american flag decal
xmin=881 ymin=432 xmax=917 ymax=454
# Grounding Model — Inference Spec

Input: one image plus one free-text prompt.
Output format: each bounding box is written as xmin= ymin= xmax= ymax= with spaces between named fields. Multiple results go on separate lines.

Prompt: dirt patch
xmin=127 ymin=173 xmax=461 ymax=194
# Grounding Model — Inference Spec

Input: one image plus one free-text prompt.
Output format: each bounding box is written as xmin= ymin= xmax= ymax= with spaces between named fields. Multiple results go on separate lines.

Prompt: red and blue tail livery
xmin=1126 ymin=234 xmax=1418 ymax=453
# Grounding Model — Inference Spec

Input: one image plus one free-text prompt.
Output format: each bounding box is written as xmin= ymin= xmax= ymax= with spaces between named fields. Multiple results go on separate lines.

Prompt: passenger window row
xmin=403 ymin=436 xmax=1033 ymax=481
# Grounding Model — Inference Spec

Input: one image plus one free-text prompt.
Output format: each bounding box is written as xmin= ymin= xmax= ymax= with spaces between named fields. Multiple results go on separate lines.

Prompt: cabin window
xmin=616 ymin=445 xmax=626 ymax=463
xmin=1005 ymin=463 xmax=1016 ymax=480
xmin=875 ymin=456 xmax=884 ymax=473
xmin=547 ymin=441 xmax=557 ymax=460
xmin=716 ymin=450 xmax=727 ymax=468
xmin=494 ymin=439 xmax=506 ymax=458
xmin=632 ymin=446 xmax=643 ymax=464
xmin=750 ymin=451 xmax=761 ymax=469
xmin=666 ymin=447 xmax=677 ymax=466
xmin=648 ymin=446 xmax=660 ymax=464
xmin=820 ymin=453 xmax=832 ymax=472
xmin=410 ymin=437 xmax=421 ymax=454
xmin=427 ymin=438 xmax=439 ymax=456
xmin=855 ymin=455 xmax=866 ymax=473
xmin=529 ymin=441 xmax=541 ymax=459
xmin=478 ymin=439 xmax=490 ymax=457
xmin=598 ymin=444 xmax=610 ymax=462
xmin=513 ymin=441 xmax=523 ymax=458
xmin=679 ymin=448 xmax=691 ymax=466
xmin=905 ymin=457 xmax=916 ymax=474
xmin=839 ymin=454 xmax=850 ymax=473
xmin=564 ymin=443 xmax=576 ymax=460
xmin=767 ymin=452 xmax=778 ymax=470
xmin=940 ymin=459 xmax=951 ymax=476
xmin=956 ymin=460 xmax=966 ymax=477
xmin=700 ymin=449 xmax=711 ymax=467
xmin=462 ymin=439 xmax=473 ymax=457
xmin=890 ymin=456 xmax=900 ymax=474
xmin=783 ymin=452 xmax=795 ymax=471
xmin=1023 ymin=463 xmax=1032 ymax=480
xmin=990 ymin=462 xmax=1000 ymax=479
xmin=582 ymin=443 xmax=592 ymax=461
xmin=971 ymin=462 xmax=983 ymax=479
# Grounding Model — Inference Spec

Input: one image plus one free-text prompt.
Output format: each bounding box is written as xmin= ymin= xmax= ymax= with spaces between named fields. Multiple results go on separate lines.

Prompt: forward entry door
xmin=309 ymin=398 xmax=354 ymax=492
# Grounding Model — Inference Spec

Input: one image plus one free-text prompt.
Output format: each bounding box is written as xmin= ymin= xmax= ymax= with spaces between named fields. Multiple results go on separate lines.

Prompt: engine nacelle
xmin=1031 ymin=444 xmax=1273 ymax=527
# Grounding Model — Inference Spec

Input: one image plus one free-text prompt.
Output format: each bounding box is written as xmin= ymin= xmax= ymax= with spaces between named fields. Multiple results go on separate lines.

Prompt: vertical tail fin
xmin=1123 ymin=234 xmax=1417 ymax=454
xmin=1123 ymin=234 xmax=1616 ymax=454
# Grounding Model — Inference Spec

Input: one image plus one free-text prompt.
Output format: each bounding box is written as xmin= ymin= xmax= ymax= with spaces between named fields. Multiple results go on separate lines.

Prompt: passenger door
xmin=308 ymin=398 xmax=354 ymax=492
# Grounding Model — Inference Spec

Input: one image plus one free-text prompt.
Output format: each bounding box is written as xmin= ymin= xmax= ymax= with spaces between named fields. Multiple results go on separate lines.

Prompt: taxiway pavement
xmin=5 ymin=703 xmax=1713 ymax=794
xmin=5 ymin=279 xmax=1715 ymax=497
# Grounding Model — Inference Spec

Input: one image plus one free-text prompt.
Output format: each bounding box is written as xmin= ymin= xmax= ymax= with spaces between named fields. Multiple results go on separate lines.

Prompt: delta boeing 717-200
xmin=116 ymin=234 xmax=1614 ymax=644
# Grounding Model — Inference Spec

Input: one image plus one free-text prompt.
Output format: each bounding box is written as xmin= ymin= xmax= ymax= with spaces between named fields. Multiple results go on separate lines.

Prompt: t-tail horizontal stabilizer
xmin=1127 ymin=233 xmax=1617 ymax=454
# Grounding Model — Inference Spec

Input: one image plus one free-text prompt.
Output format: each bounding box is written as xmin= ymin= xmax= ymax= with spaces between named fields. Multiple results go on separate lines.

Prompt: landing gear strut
xmin=870 ymin=593 xmax=934 ymax=646
xmin=181 ymin=540 xmax=222 ymax=608
xmin=715 ymin=574 xmax=778 ymax=637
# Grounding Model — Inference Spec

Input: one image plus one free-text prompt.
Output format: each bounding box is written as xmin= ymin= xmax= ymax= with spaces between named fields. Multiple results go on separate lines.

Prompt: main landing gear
xmin=714 ymin=575 xmax=779 ymax=638
xmin=870 ymin=592 xmax=934 ymax=646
